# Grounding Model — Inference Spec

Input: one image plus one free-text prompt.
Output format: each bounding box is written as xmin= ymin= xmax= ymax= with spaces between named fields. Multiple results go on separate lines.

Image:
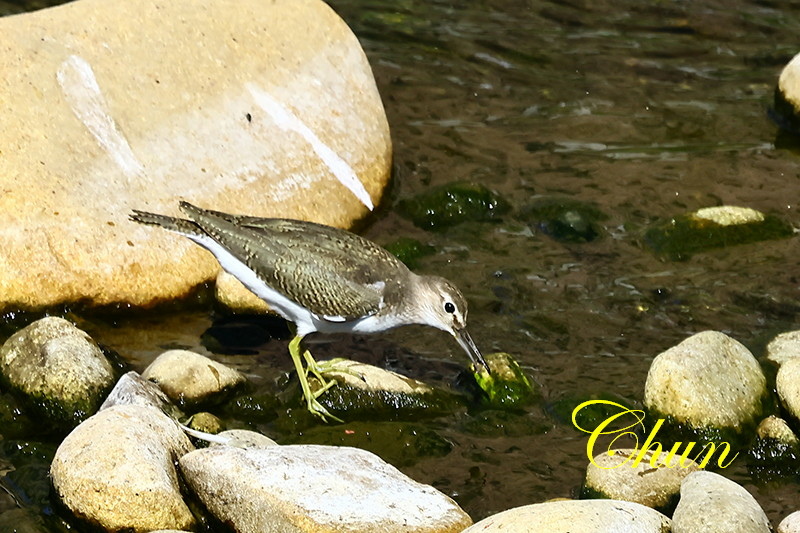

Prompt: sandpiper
xmin=130 ymin=202 xmax=488 ymax=421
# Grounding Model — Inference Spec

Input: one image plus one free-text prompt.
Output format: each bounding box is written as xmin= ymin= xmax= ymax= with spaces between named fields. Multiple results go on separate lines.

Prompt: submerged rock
xmin=308 ymin=359 xmax=463 ymax=419
xmin=180 ymin=444 xmax=472 ymax=533
xmin=0 ymin=0 xmax=390 ymax=312
xmin=644 ymin=331 xmax=767 ymax=440
xmin=383 ymin=237 xmax=436 ymax=269
xmin=520 ymin=197 xmax=607 ymax=243
xmin=142 ymin=349 xmax=246 ymax=407
xmin=51 ymin=404 xmax=195 ymax=532
xmin=462 ymin=499 xmax=670 ymax=532
xmin=584 ymin=448 xmax=700 ymax=512
xmin=672 ymin=471 xmax=770 ymax=533
xmin=643 ymin=206 xmax=793 ymax=261
xmin=750 ymin=415 xmax=800 ymax=478
xmin=398 ymin=181 xmax=510 ymax=230
xmin=472 ymin=352 xmax=536 ymax=408
xmin=0 ymin=317 xmax=114 ymax=425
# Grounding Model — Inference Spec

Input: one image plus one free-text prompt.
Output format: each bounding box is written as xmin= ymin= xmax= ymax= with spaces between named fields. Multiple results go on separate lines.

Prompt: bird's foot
xmin=288 ymin=335 xmax=343 ymax=423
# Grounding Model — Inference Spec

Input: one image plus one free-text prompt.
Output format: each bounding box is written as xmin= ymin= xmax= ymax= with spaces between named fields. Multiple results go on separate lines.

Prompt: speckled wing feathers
xmin=177 ymin=203 xmax=409 ymax=320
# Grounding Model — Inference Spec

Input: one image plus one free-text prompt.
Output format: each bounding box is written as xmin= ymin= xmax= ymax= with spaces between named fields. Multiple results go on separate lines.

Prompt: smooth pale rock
xmin=585 ymin=448 xmax=700 ymax=509
xmin=51 ymin=404 xmax=195 ymax=532
xmin=779 ymin=511 xmax=800 ymax=533
xmin=0 ymin=316 xmax=114 ymax=424
xmin=142 ymin=349 xmax=245 ymax=406
xmin=100 ymin=371 xmax=173 ymax=412
xmin=0 ymin=0 xmax=390 ymax=312
xmin=462 ymin=500 xmax=671 ymax=533
xmin=672 ymin=471 xmax=770 ymax=533
xmin=644 ymin=331 xmax=767 ymax=430
xmin=180 ymin=444 xmax=472 ymax=533
xmin=756 ymin=415 xmax=799 ymax=445
xmin=209 ymin=429 xmax=278 ymax=448
xmin=777 ymin=358 xmax=800 ymax=423
xmin=767 ymin=330 xmax=800 ymax=366
xmin=779 ymin=53 xmax=800 ymax=111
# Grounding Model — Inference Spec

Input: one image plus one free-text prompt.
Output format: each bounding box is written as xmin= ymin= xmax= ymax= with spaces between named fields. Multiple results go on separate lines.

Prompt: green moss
xmin=398 ymin=181 xmax=510 ymax=230
xmin=473 ymin=352 xmax=536 ymax=408
xmin=383 ymin=237 xmax=436 ymax=269
xmin=521 ymin=197 xmax=607 ymax=243
xmin=643 ymin=208 xmax=794 ymax=261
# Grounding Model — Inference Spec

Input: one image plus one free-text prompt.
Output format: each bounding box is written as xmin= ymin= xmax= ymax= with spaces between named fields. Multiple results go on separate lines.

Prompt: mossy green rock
xmin=398 ymin=181 xmax=510 ymax=230
xmin=643 ymin=206 xmax=793 ymax=261
xmin=521 ymin=197 xmax=607 ymax=243
xmin=473 ymin=352 xmax=535 ymax=408
xmin=308 ymin=359 xmax=465 ymax=419
xmin=383 ymin=237 xmax=436 ymax=269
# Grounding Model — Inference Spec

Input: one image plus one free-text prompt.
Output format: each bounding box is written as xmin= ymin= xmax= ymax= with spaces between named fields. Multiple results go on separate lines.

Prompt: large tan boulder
xmin=0 ymin=0 xmax=390 ymax=311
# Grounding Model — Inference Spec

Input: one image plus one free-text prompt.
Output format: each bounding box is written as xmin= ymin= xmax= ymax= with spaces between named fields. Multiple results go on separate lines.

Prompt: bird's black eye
xmin=444 ymin=302 xmax=456 ymax=314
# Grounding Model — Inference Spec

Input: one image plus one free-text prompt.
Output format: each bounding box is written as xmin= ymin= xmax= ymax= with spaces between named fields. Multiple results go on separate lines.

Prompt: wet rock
xmin=383 ymin=237 xmax=436 ymax=269
xmin=473 ymin=352 xmax=536 ymax=408
xmin=0 ymin=0 xmax=390 ymax=312
xmin=142 ymin=349 xmax=245 ymax=407
xmin=584 ymin=448 xmax=700 ymax=511
xmin=644 ymin=331 xmax=767 ymax=437
xmin=180 ymin=444 xmax=472 ymax=532
xmin=462 ymin=499 xmax=671 ymax=532
xmin=186 ymin=412 xmax=224 ymax=434
xmin=215 ymin=270 xmax=271 ymax=314
xmin=100 ymin=371 xmax=172 ymax=412
xmin=773 ymin=52 xmax=800 ymax=134
xmin=309 ymin=359 xmax=463 ymax=419
xmin=520 ymin=197 xmax=607 ymax=243
xmin=779 ymin=511 xmax=800 ymax=533
xmin=643 ymin=206 xmax=793 ymax=261
xmin=0 ymin=317 xmax=114 ymax=425
xmin=756 ymin=415 xmax=799 ymax=445
xmin=398 ymin=181 xmax=510 ymax=230
xmin=777 ymin=357 xmax=800 ymax=423
xmin=51 ymin=404 xmax=195 ymax=532
xmin=768 ymin=330 xmax=800 ymax=366
xmin=672 ymin=471 xmax=770 ymax=533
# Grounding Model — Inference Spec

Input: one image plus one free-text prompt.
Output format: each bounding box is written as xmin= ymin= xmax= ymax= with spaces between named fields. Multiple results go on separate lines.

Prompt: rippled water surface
xmin=3 ymin=0 xmax=800 ymax=528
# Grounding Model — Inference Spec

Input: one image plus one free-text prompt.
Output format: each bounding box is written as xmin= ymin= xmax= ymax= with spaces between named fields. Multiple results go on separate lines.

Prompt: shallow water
xmin=3 ymin=0 xmax=800 ymax=528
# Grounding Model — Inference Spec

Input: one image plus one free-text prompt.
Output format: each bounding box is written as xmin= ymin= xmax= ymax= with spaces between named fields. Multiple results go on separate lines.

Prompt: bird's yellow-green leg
xmin=288 ymin=335 xmax=342 ymax=422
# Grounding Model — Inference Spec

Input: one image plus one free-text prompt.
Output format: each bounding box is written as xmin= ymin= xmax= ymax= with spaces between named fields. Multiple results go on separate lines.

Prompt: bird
xmin=130 ymin=201 xmax=488 ymax=421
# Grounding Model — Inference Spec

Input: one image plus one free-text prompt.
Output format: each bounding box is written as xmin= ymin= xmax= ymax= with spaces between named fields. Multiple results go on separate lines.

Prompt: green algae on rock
xmin=383 ymin=237 xmax=436 ymax=269
xmin=306 ymin=359 xmax=465 ymax=420
xmin=643 ymin=205 xmax=793 ymax=261
xmin=398 ymin=181 xmax=510 ymax=230
xmin=521 ymin=197 xmax=607 ymax=243
xmin=473 ymin=352 xmax=536 ymax=408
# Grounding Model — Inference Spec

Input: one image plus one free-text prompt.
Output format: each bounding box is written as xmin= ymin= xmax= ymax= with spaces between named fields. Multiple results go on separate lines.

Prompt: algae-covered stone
xmin=180 ymin=444 xmax=472 ymax=532
xmin=773 ymin=52 xmax=800 ymax=134
xmin=643 ymin=206 xmax=793 ymax=261
xmin=0 ymin=317 xmax=115 ymax=425
xmin=142 ymin=349 xmax=246 ymax=407
xmin=398 ymin=181 xmax=510 ymax=230
xmin=186 ymin=412 xmax=223 ymax=435
xmin=584 ymin=448 xmax=700 ymax=512
xmin=383 ymin=237 xmax=436 ymax=269
xmin=473 ymin=352 xmax=536 ymax=408
xmin=644 ymin=331 xmax=768 ymax=441
xmin=672 ymin=471 xmax=770 ymax=533
xmin=462 ymin=499 xmax=671 ymax=533
xmin=308 ymin=359 xmax=464 ymax=419
xmin=521 ymin=197 xmax=607 ymax=243
xmin=750 ymin=415 xmax=800 ymax=478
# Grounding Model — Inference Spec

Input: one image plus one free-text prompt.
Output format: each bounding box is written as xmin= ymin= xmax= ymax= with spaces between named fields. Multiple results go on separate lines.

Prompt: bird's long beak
xmin=454 ymin=328 xmax=490 ymax=373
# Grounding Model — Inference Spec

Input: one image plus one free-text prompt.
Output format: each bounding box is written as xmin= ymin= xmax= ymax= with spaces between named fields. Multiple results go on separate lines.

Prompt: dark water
xmin=3 ymin=0 xmax=800 ymax=529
